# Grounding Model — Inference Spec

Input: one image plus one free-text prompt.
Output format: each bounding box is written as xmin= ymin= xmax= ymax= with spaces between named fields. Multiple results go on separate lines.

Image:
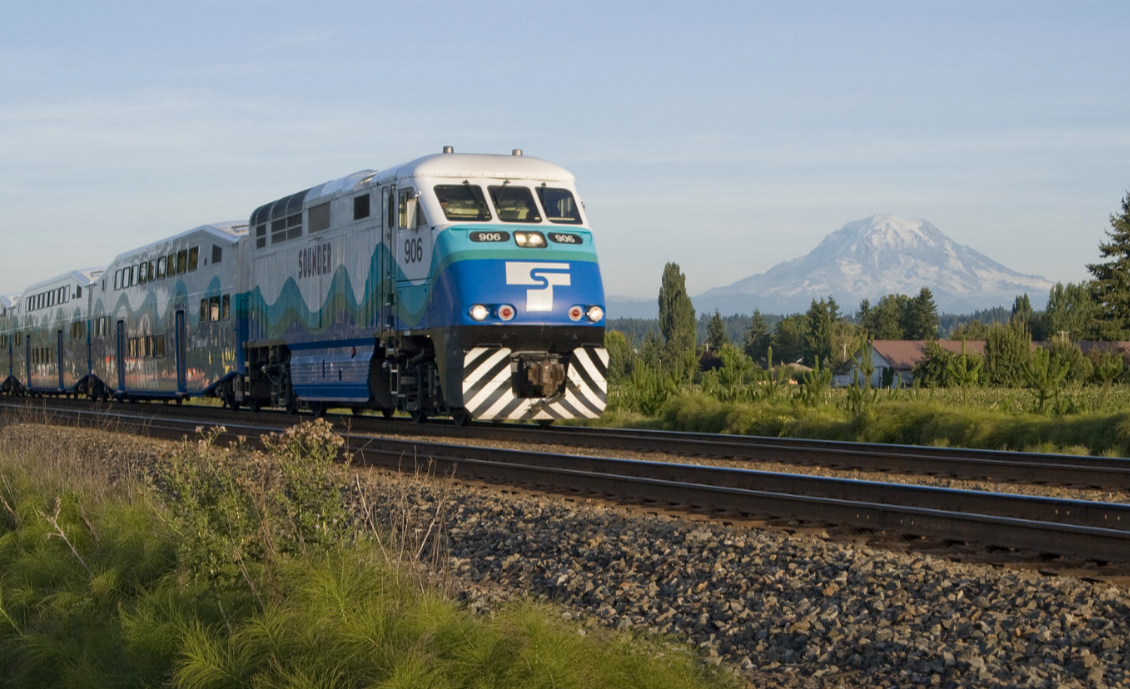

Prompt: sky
xmin=2 ymin=0 xmax=1129 ymax=303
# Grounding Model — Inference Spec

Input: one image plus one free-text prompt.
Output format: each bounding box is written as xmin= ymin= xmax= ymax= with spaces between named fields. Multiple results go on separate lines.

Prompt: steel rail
xmin=5 ymin=397 xmax=1130 ymax=489
xmin=7 ymin=399 xmax=1130 ymax=562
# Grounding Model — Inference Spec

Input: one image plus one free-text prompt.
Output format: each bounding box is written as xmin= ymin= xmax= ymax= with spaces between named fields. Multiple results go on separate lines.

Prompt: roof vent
xmin=512 ymin=149 xmax=523 ymax=156
xmin=442 ymin=146 xmax=454 ymax=154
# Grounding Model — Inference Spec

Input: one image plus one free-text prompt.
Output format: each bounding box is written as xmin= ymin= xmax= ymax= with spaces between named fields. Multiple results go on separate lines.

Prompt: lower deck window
xmin=201 ymin=295 xmax=231 ymax=323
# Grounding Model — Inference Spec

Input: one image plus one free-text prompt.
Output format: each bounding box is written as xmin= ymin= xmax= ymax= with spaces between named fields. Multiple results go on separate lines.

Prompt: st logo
xmin=505 ymin=262 xmax=570 ymax=312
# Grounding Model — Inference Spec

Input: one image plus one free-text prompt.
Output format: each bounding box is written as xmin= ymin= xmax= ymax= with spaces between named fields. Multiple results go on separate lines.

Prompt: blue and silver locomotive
xmin=0 ymin=149 xmax=609 ymax=423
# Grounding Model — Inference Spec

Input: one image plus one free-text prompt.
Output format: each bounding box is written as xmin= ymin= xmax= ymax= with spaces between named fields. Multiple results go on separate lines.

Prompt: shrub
xmin=983 ymin=323 xmax=1031 ymax=387
xmin=154 ymin=420 xmax=348 ymax=592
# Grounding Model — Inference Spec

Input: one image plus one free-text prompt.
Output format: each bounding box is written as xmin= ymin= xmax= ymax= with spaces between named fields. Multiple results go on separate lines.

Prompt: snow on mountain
xmin=693 ymin=214 xmax=1054 ymax=315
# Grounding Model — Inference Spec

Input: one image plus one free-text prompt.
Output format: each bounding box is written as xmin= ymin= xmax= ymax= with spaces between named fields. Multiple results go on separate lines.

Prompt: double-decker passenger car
xmin=0 ymin=149 xmax=608 ymax=423
xmin=90 ymin=223 xmax=245 ymax=401
xmin=0 ymin=294 xmax=21 ymax=393
xmin=14 ymin=270 xmax=103 ymax=395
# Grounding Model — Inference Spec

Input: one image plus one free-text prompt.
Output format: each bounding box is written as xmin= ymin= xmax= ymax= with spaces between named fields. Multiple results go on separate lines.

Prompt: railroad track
xmin=4 ymin=397 xmax=1130 ymax=563
xmin=10 ymin=397 xmax=1130 ymax=490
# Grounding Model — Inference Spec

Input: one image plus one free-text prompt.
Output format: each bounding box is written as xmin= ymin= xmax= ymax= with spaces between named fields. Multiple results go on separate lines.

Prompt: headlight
xmin=498 ymin=304 xmax=515 ymax=321
xmin=469 ymin=304 xmax=489 ymax=321
xmin=568 ymin=305 xmax=584 ymax=321
xmin=514 ymin=231 xmax=546 ymax=248
xmin=586 ymin=306 xmax=604 ymax=322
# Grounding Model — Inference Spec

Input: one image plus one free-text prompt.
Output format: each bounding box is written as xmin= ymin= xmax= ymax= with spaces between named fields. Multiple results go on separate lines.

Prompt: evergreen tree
xmin=950 ymin=319 xmax=991 ymax=340
xmin=860 ymin=294 xmax=908 ymax=340
xmin=1087 ymin=190 xmax=1130 ymax=339
xmin=804 ymin=298 xmax=835 ymax=367
xmin=1043 ymin=281 xmax=1100 ymax=343
xmin=983 ymin=322 xmax=1032 ymax=387
xmin=826 ymin=296 xmax=841 ymax=322
xmin=771 ymin=314 xmax=808 ymax=366
xmin=706 ymin=310 xmax=728 ymax=350
xmin=1046 ymin=339 xmax=1092 ymax=385
xmin=657 ymin=262 xmax=697 ymax=354
xmin=905 ymin=288 xmax=939 ymax=340
xmin=742 ymin=310 xmax=772 ymax=366
xmin=856 ymin=298 xmax=872 ymax=326
xmin=603 ymin=330 xmax=634 ymax=381
xmin=1011 ymin=294 xmax=1035 ymax=333
xmin=639 ymin=330 xmax=664 ymax=368
xmin=912 ymin=340 xmax=958 ymax=387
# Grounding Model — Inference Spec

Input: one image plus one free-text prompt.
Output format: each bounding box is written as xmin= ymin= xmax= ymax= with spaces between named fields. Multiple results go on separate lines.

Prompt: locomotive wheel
xmin=311 ymin=402 xmax=327 ymax=418
xmin=410 ymin=408 xmax=428 ymax=424
xmin=381 ymin=408 xmax=394 ymax=419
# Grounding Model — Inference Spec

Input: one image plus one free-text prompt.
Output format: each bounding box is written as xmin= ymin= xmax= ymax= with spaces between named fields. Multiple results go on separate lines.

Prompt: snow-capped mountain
xmin=693 ymin=214 xmax=1054 ymax=315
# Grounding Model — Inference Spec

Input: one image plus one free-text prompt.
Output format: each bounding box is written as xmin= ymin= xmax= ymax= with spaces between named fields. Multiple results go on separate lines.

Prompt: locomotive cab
xmin=382 ymin=150 xmax=609 ymax=422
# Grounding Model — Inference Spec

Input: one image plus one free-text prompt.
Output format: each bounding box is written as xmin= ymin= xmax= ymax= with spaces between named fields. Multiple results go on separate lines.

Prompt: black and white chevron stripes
xmin=461 ymin=346 xmax=608 ymax=421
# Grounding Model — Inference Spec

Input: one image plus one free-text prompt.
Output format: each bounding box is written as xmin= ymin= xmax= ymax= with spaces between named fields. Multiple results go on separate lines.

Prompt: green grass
xmin=0 ymin=422 xmax=737 ymax=689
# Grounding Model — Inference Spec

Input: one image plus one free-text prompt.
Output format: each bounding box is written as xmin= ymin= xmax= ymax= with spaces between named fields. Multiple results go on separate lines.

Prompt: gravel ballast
xmin=356 ymin=468 xmax=1130 ymax=689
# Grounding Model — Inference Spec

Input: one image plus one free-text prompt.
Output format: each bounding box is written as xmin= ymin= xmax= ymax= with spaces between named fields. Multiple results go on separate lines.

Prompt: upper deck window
xmin=488 ymin=185 xmax=542 ymax=223
xmin=536 ymin=187 xmax=583 ymax=224
xmin=309 ymin=202 xmax=331 ymax=232
xmin=272 ymin=214 xmax=303 ymax=244
xmin=353 ymin=194 xmax=370 ymax=220
xmin=434 ymin=185 xmax=492 ymax=222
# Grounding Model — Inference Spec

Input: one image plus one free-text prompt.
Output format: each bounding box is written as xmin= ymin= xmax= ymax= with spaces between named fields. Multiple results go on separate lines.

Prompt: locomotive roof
xmin=23 ymin=267 xmax=105 ymax=292
xmin=250 ymin=170 xmax=376 ymax=226
xmin=250 ymin=152 xmax=574 ymax=226
xmin=0 ymin=294 xmax=20 ymax=309
xmin=108 ymin=221 xmax=248 ymax=265
xmin=384 ymin=153 xmax=574 ymax=184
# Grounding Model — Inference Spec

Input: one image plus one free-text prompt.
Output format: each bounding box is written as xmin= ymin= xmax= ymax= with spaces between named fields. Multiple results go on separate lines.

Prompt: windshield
xmin=434 ymin=185 xmax=492 ymax=221
xmin=536 ymin=187 xmax=583 ymax=224
xmin=488 ymin=185 xmax=542 ymax=223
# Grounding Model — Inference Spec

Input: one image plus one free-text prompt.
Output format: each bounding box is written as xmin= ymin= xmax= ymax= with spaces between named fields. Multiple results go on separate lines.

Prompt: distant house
xmin=833 ymin=340 xmax=987 ymax=388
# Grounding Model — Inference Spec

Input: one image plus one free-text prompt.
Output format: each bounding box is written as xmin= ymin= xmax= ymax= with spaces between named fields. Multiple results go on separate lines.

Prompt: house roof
xmin=1078 ymin=341 xmax=1130 ymax=357
xmin=870 ymin=340 xmax=987 ymax=370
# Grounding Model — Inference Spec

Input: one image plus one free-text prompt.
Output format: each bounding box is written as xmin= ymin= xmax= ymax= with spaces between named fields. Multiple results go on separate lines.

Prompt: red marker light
xmin=568 ymin=305 xmax=584 ymax=321
xmin=498 ymin=304 xmax=515 ymax=321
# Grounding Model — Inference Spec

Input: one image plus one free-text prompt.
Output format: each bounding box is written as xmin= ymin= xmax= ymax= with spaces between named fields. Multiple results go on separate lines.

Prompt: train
xmin=0 ymin=149 xmax=609 ymax=424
